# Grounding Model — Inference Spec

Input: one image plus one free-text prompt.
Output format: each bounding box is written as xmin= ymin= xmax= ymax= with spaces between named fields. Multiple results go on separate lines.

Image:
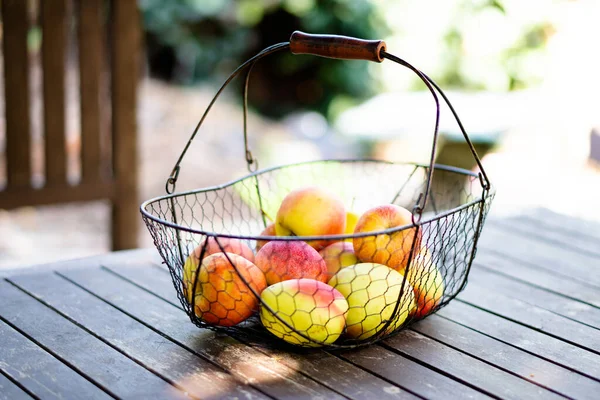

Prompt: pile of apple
xmin=182 ymin=186 xmax=445 ymax=347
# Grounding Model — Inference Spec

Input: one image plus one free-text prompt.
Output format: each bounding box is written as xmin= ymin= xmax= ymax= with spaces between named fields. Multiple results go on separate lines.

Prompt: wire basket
xmin=141 ymin=32 xmax=495 ymax=349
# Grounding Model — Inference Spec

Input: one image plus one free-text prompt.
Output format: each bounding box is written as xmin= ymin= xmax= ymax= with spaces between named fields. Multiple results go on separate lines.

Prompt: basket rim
xmin=140 ymin=158 xmax=493 ymax=240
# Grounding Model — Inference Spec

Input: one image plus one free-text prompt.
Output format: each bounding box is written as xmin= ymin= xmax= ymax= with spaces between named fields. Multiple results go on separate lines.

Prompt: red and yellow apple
xmin=183 ymin=252 xmax=267 ymax=327
xmin=254 ymin=240 xmax=328 ymax=285
xmin=185 ymin=237 xmax=255 ymax=267
xmin=256 ymin=223 xmax=276 ymax=252
xmin=399 ymin=248 xmax=445 ymax=319
xmin=328 ymin=263 xmax=416 ymax=339
xmin=352 ymin=204 xmax=421 ymax=271
xmin=275 ymin=187 xmax=346 ymax=250
xmin=319 ymin=241 xmax=359 ymax=278
xmin=260 ymin=278 xmax=349 ymax=346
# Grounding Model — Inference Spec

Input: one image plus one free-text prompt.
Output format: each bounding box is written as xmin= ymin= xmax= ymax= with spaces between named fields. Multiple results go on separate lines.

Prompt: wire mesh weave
xmin=142 ymin=160 xmax=494 ymax=349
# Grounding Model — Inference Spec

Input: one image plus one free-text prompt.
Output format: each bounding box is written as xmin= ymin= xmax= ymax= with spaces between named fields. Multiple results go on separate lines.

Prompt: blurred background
xmin=1 ymin=0 xmax=599 ymax=268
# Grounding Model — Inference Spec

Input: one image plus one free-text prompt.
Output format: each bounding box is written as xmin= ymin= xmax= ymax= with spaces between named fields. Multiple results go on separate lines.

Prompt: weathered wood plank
xmin=41 ymin=0 xmax=68 ymax=186
xmin=105 ymin=264 xmax=419 ymax=399
xmin=1 ymin=0 xmax=31 ymax=188
xmin=110 ymin=0 xmax=139 ymax=250
xmin=0 ymin=373 xmax=33 ymax=400
xmin=59 ymin=267 xmax=348 ymax=400
xmin=0 ymin=320 xmax=111 ymax=400
xmin=458 ymin=282 xmax=600 ymax=354
xmin=338 ymin=345 xmax=490 ymax=400
xmin=0 ymin=280 xmax=179 ymax=399
xmin=383 ymin=330 xmax=562 ymax=400
xmin=412 ymin=315 xmax=600 ymax=400
xmin=489 ymin=215 xmax=600 ymax=258
xmin=469 ymin=267 xmax=600 ymax=329
xmin=78 ymin=0 xmax=104 ymax=183
xmin=478 ymin=226 xmax=600 ymax=287
xmin=10 ymin=272 xmax=268 ymax=400
xmin=0 ymin=181 xmax=115 ymax=209
xmin=474 ymin=251 xmax=600 ymax=308
xmin=438 ymin=301 xmax=600 ymax=380
xmin=529 ymin=208 xmax=600 ymax=241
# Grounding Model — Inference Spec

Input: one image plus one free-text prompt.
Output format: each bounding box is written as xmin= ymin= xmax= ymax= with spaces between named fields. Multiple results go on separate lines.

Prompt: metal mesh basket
xmin=141 ymin=32 xmax=495 ymax=349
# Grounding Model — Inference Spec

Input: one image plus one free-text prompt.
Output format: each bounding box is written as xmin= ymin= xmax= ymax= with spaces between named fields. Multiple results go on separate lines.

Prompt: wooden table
xmin=1 ymin=208 xmax=599 ymax=400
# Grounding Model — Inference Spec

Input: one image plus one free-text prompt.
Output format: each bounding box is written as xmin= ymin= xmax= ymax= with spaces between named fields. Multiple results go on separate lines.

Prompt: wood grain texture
xmin=489 ymin=216 xmax=600 ymax=258
xmin=412 ymin=315 xmax=600 ymax=400
xmin=338 ymin=345 xmax=490 ymax=400
xmin=438 ymin=301 xmax=600 ymax=380
xmin=474 ymin=251 xmax=600 ymax=308
xmin=458 ymin=282 xmax=600 ymax=354
xmin=290 ymin=31 xmax=386 ymax=62
xmin=1 ymin=0 xmax=31 ymax=188
xmin=0 ymin=373 xmax=33 ymax=400
xmin=383 ymin=330 xmax=562 ymax=400
xmin=61 ymin=267 xmax=347 ymax=400
xmin=469 ymin=267 xmax=600 ymax=329
xmin=0 ymin=320 xmax=111 ymax=400
xmin=478 ymin=225 xmax=600 ymax=287
xmin=104 ymin=263 xmax=417 ymax=399
xmin=0 ymin=182 xmax=115 ymax=209
xmin=41 ymin=0 xmax=68 ymax=186
xmin=78 ymin=0 xmax=104 ymax=183
xmin=110 ymin=0 xmax=140 ymax=250
xmin=0 ymin=280 xmax=176 ymax=399
xmin=9 ymin=272 xmax=267 ymax=400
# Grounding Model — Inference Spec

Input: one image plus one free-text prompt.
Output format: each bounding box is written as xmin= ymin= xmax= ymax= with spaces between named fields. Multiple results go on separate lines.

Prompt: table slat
xmin=459 ymin=283 xmax=600 ymax=354
xmin=478 ymin=226 xmax=600 ymax=287
xmin=474 ymin=252 xmax=600 ymax=308
xmin=103 ymin=264 xmax=418 ymax=400
xmin=339 ymin=345 xmax=490 ymax=400
xmin=489 ymin=217 xmax=600 ymax=258
xmin=0 ymin=373 xmax=33 ymax=400
xmin=10 ymin=272 xmax=271 ymax=400
xmin=0 ymin=280 xmax=180 ymax=399
xmin=469 ymin=267 xmax=600 ymax=329
xmin=438 ymin=301 xmax=600 ymax=380
xmin=412 ymin=315 xmax=600 ymax=400
xmin=383 ymin=331 xmax=562 ymax=400
xmin=59 ymin=267 xmax=348 ymax=400
xmin=0 ymin=320 xmax=111 ymax=400
xmin=529 ymin=208 xmax=600 ymax=242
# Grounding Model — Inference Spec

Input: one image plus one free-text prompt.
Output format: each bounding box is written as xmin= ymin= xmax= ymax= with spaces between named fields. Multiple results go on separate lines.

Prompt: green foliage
xmin=139 ymin=0 xmax=390 ymax=120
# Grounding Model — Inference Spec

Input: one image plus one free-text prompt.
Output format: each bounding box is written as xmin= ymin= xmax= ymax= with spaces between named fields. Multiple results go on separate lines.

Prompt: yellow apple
xmin=353 ymin=204 xmax=421 ymax=271
xmin=328 ymin=263 xmax=416 ymax=340
xmin=260 ymin=278 xmax=349 ymax=346
xmin=275 ymin=187 xmax=346 ymax=250
xmin=399 ymin=248 xmax=445 ymax=319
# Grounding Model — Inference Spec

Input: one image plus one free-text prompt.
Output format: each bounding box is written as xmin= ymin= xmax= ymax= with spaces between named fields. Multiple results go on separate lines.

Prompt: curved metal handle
xmin=290 ymin=31 xmax=386 ymax=63
xmin=165 ymin=35 xmax=491 ymax=211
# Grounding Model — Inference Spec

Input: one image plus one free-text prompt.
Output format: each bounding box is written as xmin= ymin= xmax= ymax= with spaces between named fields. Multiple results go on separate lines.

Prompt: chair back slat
xmin=2 ymin=0 xmax=31 ymax=188
xmin=78 ymin=0 xmax=106 ymax=184
xmin=41 ymin=0 xmax=68 ymax=186
xmin=110 ymin=0 xmax=140 ymax=250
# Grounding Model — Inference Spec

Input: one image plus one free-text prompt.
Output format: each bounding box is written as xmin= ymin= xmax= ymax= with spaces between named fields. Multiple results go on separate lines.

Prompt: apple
xmin=328 ymin=262 xmax=415 ymax=340
xmin=319 ymin=241 xmax=359 ymax=278
xmin=275 ymin=187 xmax=346 ymax=250
xmin=185 ymin=237 xmax=255 ymax=268
xmin=256 ymin=223 xmax=276 ymax=252
xmin=183 ymin=252 xmax=267 ymax=327
xmin=399 ymin=248 xmax=445 ymax=319
xmin=254 ymin=240 xmax=328 ymax=285
xmin=260 ymin=278 xmax=348 ymax=346
xmin=345 ymin=211 xmax=359 ymax=235
xmin=352 ymin=204 xmax=421 ymax=271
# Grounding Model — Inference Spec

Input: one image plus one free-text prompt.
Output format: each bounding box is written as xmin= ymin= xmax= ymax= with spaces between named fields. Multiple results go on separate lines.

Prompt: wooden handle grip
xmin=289 ymin=31 xmax=386 ymax=63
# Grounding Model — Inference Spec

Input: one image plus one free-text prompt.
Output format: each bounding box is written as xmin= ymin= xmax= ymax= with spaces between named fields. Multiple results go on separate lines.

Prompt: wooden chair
xmin=0 ymin=0 xmax=140 ymax=250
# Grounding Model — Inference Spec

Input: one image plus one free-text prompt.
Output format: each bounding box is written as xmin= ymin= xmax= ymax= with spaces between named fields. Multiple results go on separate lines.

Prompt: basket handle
xmin=165 ymin=33 xmax=491 ymax=223
xmin=289 ymin=31 xmax=386 ymax=63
